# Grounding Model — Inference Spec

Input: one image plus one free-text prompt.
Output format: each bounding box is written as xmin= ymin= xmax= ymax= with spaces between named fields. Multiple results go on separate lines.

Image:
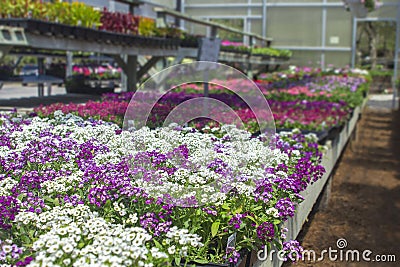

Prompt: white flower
xmin=47 ymin=245 xmax=59 ymax=254
xmin=266 ymin=207 xmax=279 ymax=218
xmin=168 ymin=245 xmax=176 ymax=254
xmin=62 ymin=243 xmax=74 ymax=254
xmin=2 ymin=245 xmax=12 ymax=254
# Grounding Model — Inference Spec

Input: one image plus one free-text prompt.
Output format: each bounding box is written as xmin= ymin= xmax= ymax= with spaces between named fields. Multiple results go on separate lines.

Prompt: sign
xmin=197 ymin=37 xmax=221 ymax=62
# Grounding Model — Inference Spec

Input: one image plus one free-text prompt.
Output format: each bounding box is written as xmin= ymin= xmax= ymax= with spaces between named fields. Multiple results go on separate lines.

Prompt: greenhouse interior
xmin=0 ymin=0 xmax=399 ymax=266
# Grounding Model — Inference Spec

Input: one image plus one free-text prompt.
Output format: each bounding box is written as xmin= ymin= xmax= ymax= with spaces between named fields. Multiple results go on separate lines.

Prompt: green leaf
xmin=153 ymin=239 xmax=162 ymax=249
xmin=104 ymin=199 xmax=112 ymax=210
xmin=17 ymin=194 xmax=25 ymax=202
xmin=192 ymin=259 xmax=209 ymax=264
xmin=245 ymin=215 xmax=257 ymax=225
xmin=28 ymin=229 xmax=35 ymax=238
xmin=221 ymin=204 xmax=230 ymax=210
xmin=211 ymin=221 xmax=220 ymax=237
xmin=21 ymin=235 xmax=30 ymax=245
xmin=184 ymin=220 xmax=189 ymax=229
xmin=78 ymin=242 xmax=85 ymax=249
xmin=233 ymin=206 xmax=242 ymax=214
xmin=175 ymin=256 xmax=181 ymax=266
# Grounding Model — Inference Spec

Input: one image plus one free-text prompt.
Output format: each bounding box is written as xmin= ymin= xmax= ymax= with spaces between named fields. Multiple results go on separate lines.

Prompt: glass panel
xmin=266 ymin=7 xmax=322 ymax=47
xmin=325 ymin=51 xmax=352 ymax=67
xmin=273 ymin=0 xmax=323 ymax=2
xmin=290 ymin=50 xmax=322 ymax=67
xmin=188 ymin=7 xmax=249 ymax=16
xmin=186 ymin=0 xmax=250 ymax=4
xmin=249 ymin=8 xmax=262 ymax=16
xmin=326 ymin=7 xmax=352 ymax=47
xmin=250 ymin=20 xmax=263 ymax=36
xmin=186 ymin=21 xmax=207 ymax=36
xmin=210 ymin=18 xmax=244 ymax=42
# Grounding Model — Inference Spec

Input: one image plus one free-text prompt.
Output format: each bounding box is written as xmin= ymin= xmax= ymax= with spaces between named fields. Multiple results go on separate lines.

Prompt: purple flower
xmin=202 ymin=206 xmax=218 ymax=216
xmin=224 ymin=247 xmax=241 ymax=264
xmin=254 ymin=179 xmax=273 ymax=203
xmin=207 ymin=158 xmax=229 ymax=175
xmin=228 ymin=213 xmax=245 ymax=229
xmin=140 ymin=212 xmax=171 ymax=236
xmin=0 ymin=196 xmax=20 ymax=230
xmin=282 ymin=240 xmax=304 ymax=262
xmin=275 ymin=197 xmax=296 ymax=221
xmin=256 ymin=222 xmax=275 ymax=243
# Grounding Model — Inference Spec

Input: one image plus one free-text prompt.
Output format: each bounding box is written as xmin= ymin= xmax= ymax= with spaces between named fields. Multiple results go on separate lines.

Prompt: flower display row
xmin=0 ymin=0 xmax=179 ymax=39
xmin=219 ymin=40 xmax=292 ymax=59
xmin=34 ymin=92 xmax=351 ymax=133
xmin=72 ymin=64 xmax=122 ymax=80
xmin=0 ymin=111 xmax=325 ymax=266
xmin=35 ymin=67 xmax=368 ymax=135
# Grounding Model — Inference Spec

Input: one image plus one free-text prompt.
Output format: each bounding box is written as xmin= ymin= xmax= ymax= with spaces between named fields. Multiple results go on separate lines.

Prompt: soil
xmin=287 ymin=107 xmax=400 ymax=267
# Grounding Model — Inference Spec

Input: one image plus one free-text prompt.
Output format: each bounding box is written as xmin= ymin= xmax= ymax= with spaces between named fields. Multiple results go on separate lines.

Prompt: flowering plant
xmin=0 ymin=111 xmax=325 ymax=266
xmin=343 ymin=0 xmax=382 ymax=13
xmin=35 ymin=66 xmax=369 ymax=133
xmin=34 ymin=93 xmax=351 ymax=133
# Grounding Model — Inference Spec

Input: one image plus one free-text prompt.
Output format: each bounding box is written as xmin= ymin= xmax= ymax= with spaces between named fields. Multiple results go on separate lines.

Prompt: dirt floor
xmin=287 ymin=106 xmax=400 ymax=267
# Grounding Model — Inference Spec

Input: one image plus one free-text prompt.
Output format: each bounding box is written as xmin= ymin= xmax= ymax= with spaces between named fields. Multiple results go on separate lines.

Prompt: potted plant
xmin=342 ymin=0 xmax=382 ymax=18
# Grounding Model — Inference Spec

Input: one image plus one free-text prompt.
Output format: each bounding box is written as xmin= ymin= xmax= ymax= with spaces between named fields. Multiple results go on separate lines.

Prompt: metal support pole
xmin=262 ymin=0 xmax=267 ymax=38
xmin=66 ymin=51 xmax=73 ymax=78
xmin=248 ymin=36 xmax=253 ymax=78
xmin=37 ymin=57 xmax=45 ymax=97
xmin=0 ymin=45 xmax=11 ymax=59
xmin=109 ymin=0 xmax=115 ymax=12
xmin=175 ymin=0 xmax=182 ymax=27
xmin=245 ymin=0 xmax=251 ymax=45
xmin=321 ymin=0 xmax=327 ymax=70
xmin=126 ymin=55 xmax=138 ymax=92
xmin=210 ymin=26 xmax=218 ymax=39
xmin=351 ymin=17 xmax=358 ymax=68
xmin=393 ymin=2 xmax=400 ymax=110
xmin=181 ymin=0 xmax=186 ymax=30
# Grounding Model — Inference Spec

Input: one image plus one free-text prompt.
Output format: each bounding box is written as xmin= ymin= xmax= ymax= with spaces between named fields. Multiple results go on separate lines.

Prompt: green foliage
xmin=252 ymin=47 xmax=292 ymax=58
xmin=210 ymin=18 xmax=244 ymax=42
xmin=0 ymin=0 xmax=101 ymax=28
xmin=0 ymin=0 xmax=42 ymax=18
xmin=138 ymin=17 xmax=156 ymax=37
xmin=368 ymin=69 xmax=393 ymax=77
xmin=44 ymin=1 xmax=101 ymax=28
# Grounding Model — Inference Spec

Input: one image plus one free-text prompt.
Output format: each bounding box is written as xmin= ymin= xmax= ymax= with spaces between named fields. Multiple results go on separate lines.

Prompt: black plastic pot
xmin=181 ymin=250 xmax=251 ymax=267
xmin=35 ymin=20 xmax=52 ymax=35
xmin=275 ymin=128 xmax=329 ymax=144
xmin=73 ymin=26 xmax=88 ymax=40
xmin=48 ymin=22 xmax=65 ymax=37
xmin=66 ymin=75 xmax=115 ymax=95
xmin=85 ymin=28 xmax=101 ymax=42
xmin=180 ymin=38 xmax=199 ymax=48
xmin=65 ymin=74 xmax=85 ymax=94
xmin=0 ymin=18 xmax=39 ymax=33
xmin=58 ymin=24 xmax=74 ymax=38
xmin=120 ymin=34 xmax=133 ymax=46
xmin=327 ymin=125 xmax=344 ymax=141
xmin=98 ymin=30 xmax=117 ymax=44
xmin=276 ymin=56 xmax=290 ymax=61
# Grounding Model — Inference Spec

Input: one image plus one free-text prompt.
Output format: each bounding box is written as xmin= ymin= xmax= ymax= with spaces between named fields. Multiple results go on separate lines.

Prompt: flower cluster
xmin=35 ymin=66 xmax=368 ymax=135
xmin=0 ymin=111 xmax=326 ymax=265
xmin=343 ymin=0 xmax=382 ymax=13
